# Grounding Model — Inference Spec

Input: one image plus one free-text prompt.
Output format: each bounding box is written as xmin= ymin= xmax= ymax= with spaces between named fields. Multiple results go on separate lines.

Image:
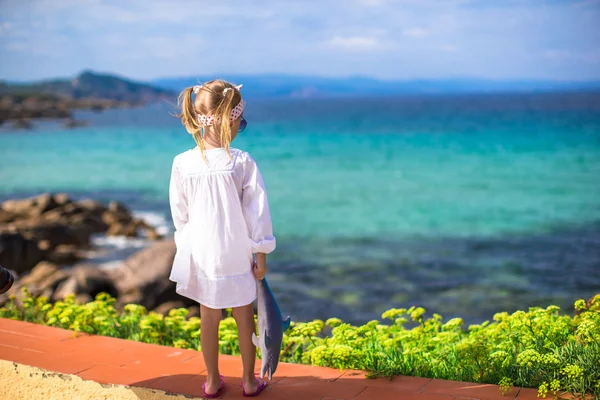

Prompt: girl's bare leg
xmin=200 ymin=304 xmax=222 ymax=394
xmin=232 ymin=303 xmax=259 ymax=393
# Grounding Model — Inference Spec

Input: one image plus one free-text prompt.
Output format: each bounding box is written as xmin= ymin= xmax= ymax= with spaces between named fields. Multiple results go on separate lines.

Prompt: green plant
xmin=2 ymin=288 xmax=599 ymax=399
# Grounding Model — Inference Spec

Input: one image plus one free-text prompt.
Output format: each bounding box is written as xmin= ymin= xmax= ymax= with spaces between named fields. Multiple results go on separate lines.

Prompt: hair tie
xmin=192 ymin=85 xmax=203 ymax=94
xmin=223 ymin=88 xmax=232 ymax=95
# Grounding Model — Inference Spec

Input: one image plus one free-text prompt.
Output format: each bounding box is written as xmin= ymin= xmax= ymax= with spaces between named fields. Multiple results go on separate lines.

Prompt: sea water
xmin=1 ymin=92 xmax=599 ymax=324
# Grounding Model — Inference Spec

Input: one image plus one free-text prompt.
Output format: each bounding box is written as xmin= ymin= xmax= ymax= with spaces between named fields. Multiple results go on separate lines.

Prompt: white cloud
xmin=440 ymin=44 xmax=458 ymax=53
xmin=402 ymin=28 xmax=431 ymax=38
xmin=358 ymin=0 xmax=386 ymax=6
xmin=328 ymin=36 xmax=381 ymax=49
xmin=543 ymin=49 xmax=572 ymax=59
xmin=0 ymin=0 xmax=599 ymax=80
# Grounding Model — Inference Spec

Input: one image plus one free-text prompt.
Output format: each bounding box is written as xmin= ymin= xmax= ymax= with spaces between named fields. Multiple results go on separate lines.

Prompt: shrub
xmin=2 ymin=288 xmax=599 ymax=399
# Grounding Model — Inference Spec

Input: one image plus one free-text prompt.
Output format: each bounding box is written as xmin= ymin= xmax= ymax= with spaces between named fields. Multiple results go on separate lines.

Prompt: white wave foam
xmin=86 ymin=210 xmax=173 ymax=269
xmin=133 ymin=211 xmax=172 ymax=236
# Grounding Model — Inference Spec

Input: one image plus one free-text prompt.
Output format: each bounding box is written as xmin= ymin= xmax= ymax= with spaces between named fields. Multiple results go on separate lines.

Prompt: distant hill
xmin=152 ymin=74 xmax=600 ymax=98
xmin=1 ymin=71 xmax=175 ymax=103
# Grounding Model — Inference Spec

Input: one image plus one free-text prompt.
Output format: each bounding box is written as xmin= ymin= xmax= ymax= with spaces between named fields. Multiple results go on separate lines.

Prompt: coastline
xmin=0 ymin=193 xmax=195 ymax=317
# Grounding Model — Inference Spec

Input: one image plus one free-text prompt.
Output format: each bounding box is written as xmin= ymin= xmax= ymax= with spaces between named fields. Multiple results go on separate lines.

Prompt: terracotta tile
xmin=0 ymin=318 xmax=80 ymax=341
xmin=339 ymin=370 xmax=432 ymax=392
xmin=515 ymin=388 xmax=548 ymax=399
xmin=266 ymin=362 xmax=345 ymax=380
xmin=223 ymin=380 xmax=324 ymax=400
xmin=144 ymin=374 xmax=208 ymax=398
xmin=76 ymin=364 xmax=164 ymax=386
xmin=268 ymin=377 xmax=366 ymax=399
xmin=0 ymin=344 xmax=95 ymax=375
xmin=421 ymin=379 xmax=520 ymax=400
xmin=0 ymin=328 xmax=70 ymax=352
xmin=519 ymin=391 xmax=595 ymax=400
xmin=354 ymin=386 xmax=454 ymax=400
xmin=119 ymin=345 xmax=199 ymax=368
xmin=0 ymin=344 xmax=45 ymax=365
xmin=0 ymin=343 xmax=93 ymax=374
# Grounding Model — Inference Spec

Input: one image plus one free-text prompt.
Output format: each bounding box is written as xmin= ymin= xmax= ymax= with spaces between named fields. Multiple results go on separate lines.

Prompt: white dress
xmin=168 ymin=147 xmax=276 ymax=309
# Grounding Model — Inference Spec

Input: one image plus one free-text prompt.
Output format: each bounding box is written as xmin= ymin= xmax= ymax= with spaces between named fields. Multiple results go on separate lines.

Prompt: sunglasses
xmin=239 ymin=116 xmax=247 ymax=133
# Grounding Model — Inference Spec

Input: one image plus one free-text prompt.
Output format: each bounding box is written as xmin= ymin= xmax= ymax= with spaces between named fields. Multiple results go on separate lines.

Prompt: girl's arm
xmin=242 ymin=154 xmax=276 ymax=276
xmin=169 ymin=157 xmax=188 ymax=246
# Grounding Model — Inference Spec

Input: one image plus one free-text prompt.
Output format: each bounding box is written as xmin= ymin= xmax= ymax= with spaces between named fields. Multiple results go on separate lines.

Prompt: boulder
xmin=18 ymin=261 xmax=69 ymax=294
xmin=46 ymin=244 xmax=80 ymax=265
xmin=115 ymin=240 xmax=176 ymax=291
xmin=1 ymin=197 xmax=35 ymax=216
xmin=0 ymin=209 xmax=15 ymax=224
xmin=0 ymin=232 xmax=46 ymax=274
xmin=102 ymin=210 xmax=133 ymax=226
xmin=75 ymin=199 xmax=107 ymax=217
xmin=2 ymin=193 xmax=61 ymax=218
xmin=112 ymin=240 xmax=190 ymax=310
xmin=53 ymin=264 xmax=118 ymax=301
xmin=108 ymin=201 xmax=130 ymax=214
xmin=70 ymin=214 xmax=108 ymax=233
xmin=19 ymin=223 xmax=90 ymax=249
xmin=186 ymin=306 xmax=200 ymax=319
xmin=153 ymin=300 xmax=185 ymax=315
xmin=107 ymin=221 xmax=137 ymax=237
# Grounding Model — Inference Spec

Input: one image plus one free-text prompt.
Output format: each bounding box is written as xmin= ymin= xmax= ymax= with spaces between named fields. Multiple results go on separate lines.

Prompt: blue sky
xmin=1 ymin=0 xmax=599 ymax=82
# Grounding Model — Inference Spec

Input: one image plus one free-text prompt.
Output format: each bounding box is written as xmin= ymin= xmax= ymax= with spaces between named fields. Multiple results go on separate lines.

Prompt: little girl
xmin=169 ymin=79 xmax=275 ymax=398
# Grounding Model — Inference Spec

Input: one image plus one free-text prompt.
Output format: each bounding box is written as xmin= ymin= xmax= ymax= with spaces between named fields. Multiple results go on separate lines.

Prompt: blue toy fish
xmin=252 ymin=278 xmax=291 ymax=380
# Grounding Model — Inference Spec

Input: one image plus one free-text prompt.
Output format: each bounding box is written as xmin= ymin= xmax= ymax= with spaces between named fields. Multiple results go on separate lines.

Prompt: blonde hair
xmin=177 ymin=79 xmax=243 ymax=160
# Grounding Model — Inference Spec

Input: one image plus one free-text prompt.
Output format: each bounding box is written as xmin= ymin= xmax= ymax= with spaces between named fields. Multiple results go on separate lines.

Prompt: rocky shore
xmin=0 ymin=70 xmax=175 ymax=129
xmin=0 ymin=194 xmax=196 ymax=317
xmin=0 ymin=94 xmax=135 ymax=129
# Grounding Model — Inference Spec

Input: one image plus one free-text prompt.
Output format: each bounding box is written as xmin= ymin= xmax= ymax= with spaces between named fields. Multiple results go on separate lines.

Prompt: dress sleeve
xmin=169 ymin=157 xmax=188 ymax=246
xmin=242 ymin=155 xmax=276 ymax=254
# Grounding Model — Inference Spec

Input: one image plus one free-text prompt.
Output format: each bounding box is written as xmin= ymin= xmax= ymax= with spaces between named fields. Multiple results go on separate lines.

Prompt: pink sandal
xmin=202 ymin=375 xmax=225 ymax=399
xmin=242 ymin=377 xmax=267 ymax=397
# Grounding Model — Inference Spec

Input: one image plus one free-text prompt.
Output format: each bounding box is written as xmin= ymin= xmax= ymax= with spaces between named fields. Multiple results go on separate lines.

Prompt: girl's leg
xmin=200 ymin=304 xmax=223 ymax=394
xmin=232 ymin=303 xmax=259 ymax=393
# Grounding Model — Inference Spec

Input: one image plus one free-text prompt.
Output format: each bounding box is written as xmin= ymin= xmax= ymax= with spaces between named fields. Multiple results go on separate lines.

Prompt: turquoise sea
xmin=1 ymin=92 xmax=599 ymax=324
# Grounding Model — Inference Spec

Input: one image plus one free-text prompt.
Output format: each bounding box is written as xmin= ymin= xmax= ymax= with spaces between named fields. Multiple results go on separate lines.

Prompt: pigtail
xmin=217 ymin=87 xmax=236 ymax=158
xmin=175 ymin=80 xmax=241 ymax=163
xmin=178 ymin=87 xmax=200 ymax=134
xmin=178 ymin=87 xmax=208 ymax=162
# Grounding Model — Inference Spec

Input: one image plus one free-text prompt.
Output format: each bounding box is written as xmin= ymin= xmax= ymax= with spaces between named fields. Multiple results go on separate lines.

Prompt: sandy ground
xmin=0 ymin=359 xmax=201 ymax=400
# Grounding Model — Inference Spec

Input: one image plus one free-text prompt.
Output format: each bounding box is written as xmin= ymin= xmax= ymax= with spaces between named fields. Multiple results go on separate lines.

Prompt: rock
xmin=76 ymin=199 xmax=107 ymax=216
xmin=19 ymin=262 xmax=58 ymax=286
xmin=1 ymin=193 xmax=60 ymax=217
xmin=108 ymin=201 xmax=129 ymax=214
xmin=31 ymin=193 xmax=60 ymax=216
xmin=20 ymin=223 xmax=90 ymax=249
xmin=112 ymin=240 xmax=188 ymax=310
xmin=63 ymin=119 xmax=88 ymax=129
xmin=102 ymin=210 xmax=133 ymax=226
xmin=11 ymin=119 xmax=33 ymax=129
xmin=147 ymin=228 xmax=162 ymax=241
xmin=0 ymin=232 xmax=46 ymax=274
xmin=186 ymin=306 xmax=200 ymax=319
xmin=47 ymin=244 xmax=80 ymax=265
xmin=53 ymin=265 xmax=118 ymax=301
xmin=18 ymin=262 xmax=69 ymax=294
xmin=53 ymin=278 xmax=76 ymax=301
xmin=75 ymin=294 xmax=93 ymax=304
xmin=117 ymin=287 xmax=143 ymax=307
xmin=2 ymin=197 xmax=35 ymax=216
xmin=53 ymin=193 xmax=71 ymax=206
xmin=70 ymin=214 xmax=108 ymax=234
xmin=0 ymin=209 xmax=15 ymax=224
xmin=107 ymin=221 xmax=138 ymax=237
xmin=153 ymin=300 xmax=185 ymax=315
